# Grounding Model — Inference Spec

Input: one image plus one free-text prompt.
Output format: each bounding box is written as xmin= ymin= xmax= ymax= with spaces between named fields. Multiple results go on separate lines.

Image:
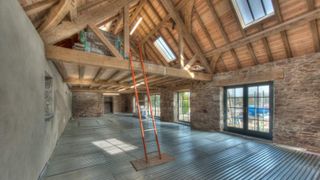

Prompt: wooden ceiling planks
xmin=19 ymin=0 xmax=320 ymax=88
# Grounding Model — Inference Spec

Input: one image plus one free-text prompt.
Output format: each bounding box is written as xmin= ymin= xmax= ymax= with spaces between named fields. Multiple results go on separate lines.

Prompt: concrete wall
xmin=187 ymin=53 xmax=320 ymax=153
xmin=72 ymin=92 xmax=104 ymax=117
xmin=0 ymin=1 xmax=72 ymax=180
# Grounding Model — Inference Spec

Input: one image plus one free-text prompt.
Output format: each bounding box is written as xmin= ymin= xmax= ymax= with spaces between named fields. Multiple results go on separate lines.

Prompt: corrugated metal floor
xmin=44 ymin=114 xmax=320 ymax=180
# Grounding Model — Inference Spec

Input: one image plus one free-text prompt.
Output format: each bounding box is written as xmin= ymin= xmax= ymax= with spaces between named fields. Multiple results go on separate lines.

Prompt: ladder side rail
xmin=137 ymin=43 xmax=162 ymax=159
xmin=128 ymin=49 xmax=149 ymax=162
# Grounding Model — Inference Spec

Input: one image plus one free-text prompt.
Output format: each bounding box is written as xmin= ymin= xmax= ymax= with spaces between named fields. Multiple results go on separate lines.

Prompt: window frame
xmin=231 ymin=0 xmax=275 ymax=29
xmin=153 ymin=36 xmax=176 ymax=62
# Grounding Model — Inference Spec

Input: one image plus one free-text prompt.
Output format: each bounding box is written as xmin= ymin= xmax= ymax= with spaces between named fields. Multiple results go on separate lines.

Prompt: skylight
xmin=154 ymin=37 xmax=176 ymax=62
xmin=232 ymin=0 xmax=274 ymax=28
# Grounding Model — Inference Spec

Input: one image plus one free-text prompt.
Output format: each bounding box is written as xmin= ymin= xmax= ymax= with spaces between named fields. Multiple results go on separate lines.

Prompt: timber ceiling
xmin=19 ymin=0 xmax=320 ymax=93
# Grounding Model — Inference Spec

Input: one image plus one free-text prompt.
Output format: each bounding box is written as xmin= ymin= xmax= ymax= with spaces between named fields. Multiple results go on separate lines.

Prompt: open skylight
xmin=232 ymin=0 xmax=274 ymax=28
xmin=154 ymin=36 xmax=176 ymax=62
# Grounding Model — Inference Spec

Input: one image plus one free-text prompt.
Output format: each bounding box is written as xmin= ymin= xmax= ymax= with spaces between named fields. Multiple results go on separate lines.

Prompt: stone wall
xmin=160 ymin=89 xmax=175 ymax=122
xmin=0 ymin=1 xmax=72 ymax=179
xmin=113 ymin=94 xmax=131 ymax=113
xmin=72 ymin=92 xmax=104 ymax=117
xmin=188 ymin=53 xmax=320 ymax=153
xmin=273 ymin=55 xmax=320 ymax=153
xmin=190 ymin=83 xmax=222 ymax=131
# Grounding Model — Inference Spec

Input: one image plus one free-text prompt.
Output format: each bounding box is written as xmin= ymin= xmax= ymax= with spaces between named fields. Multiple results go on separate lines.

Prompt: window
xmin=177 ymin=92 xmax=190 ymax=122
xmin=232 ymin=0 xmax=274 ymax=28
xmin=45 ymin=72 xmax=54 ymax=120
xmin=154 ymin=37 xmax=176 ymax=62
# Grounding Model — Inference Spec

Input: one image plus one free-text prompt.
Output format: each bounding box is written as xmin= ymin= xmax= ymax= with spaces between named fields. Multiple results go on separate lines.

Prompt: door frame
xmin=223 ymin=82 xmax=274 ymax=140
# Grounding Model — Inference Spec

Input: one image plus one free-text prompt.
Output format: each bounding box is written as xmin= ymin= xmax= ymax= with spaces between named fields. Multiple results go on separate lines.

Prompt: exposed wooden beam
xmin=68 ymin=0 xmax=77 ymax=21
xmin=205 ymin=0 xmax=242 ymax=68
xmin=204 ymin=0 xmax=228 ymax=43
xmin=194 ymin=9 xmax=216 ymax=49
xmin=140 ymin=7 xmax=179 ymax=62
xmin=160 ymin=0 xmax=213 ymax=73
xmin=307 ymin=0 xmax=320 ymax=52
xmin=142 ymin=1 xmax=191 ymax=61
xmin=184 ymin=54 xmax=197 ymax=70
xmin=123 ymin=4 xmax=130 ymax=58
xmin=164 ymin=28 xmax=189 ymax=59
xmin=71 ymin=87 xmax=119 ymax=93
xmin=205 ymin=8 xmax=320 ymax=57
xmin=78 ymin=0 xmax=105 ymax=12
xmin=41 ymin=0 xmax=133 ymax=44
xmin=230 ymin=49 xmax=241 ymax=68
xmin=65 ymin=79 xmax=131 ymax=88
xmin=228 ymin=1 xmax=259 ymax=65
xmin=38 ymin=0 xmax=72 ymax=33
xmin=24 ymin=0 xmax=58 ymax=16
xmin=112 ymin=12 xmax=123 ymax=34
xmin=46 ymin=45 xmax=212 ymax=81
xmin=141 ymin=0 xmax=189 ymax=44
xmin=272 ymin=0 xmax=293 ymax=58
xmin=114 ymin=0 xmax=146 ymax=34
xmin=178 ymin=28 xmax=185 ymax=68
xmin=88 ymin=24 xmax=123 ymax=59
xmin=182 ymin=0 xmax=195 ymax=33
xmin=260 ymin=30 xmax=274 ymax=62
xmin=93 ymin=68 xmax=105 ymax=81
xmin=210 ymin=55 xmax=221 ymax=73
xmin=79 ymin=65 xmax=85 ymax=79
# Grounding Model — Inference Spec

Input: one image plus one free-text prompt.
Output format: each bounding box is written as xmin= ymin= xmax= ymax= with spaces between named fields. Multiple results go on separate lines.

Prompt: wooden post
xmin=123 ymin=5 xmax=130 ymax=59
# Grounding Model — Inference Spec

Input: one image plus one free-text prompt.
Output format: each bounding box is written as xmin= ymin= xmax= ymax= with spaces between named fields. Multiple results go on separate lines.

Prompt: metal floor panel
xmin=44 ymin=114 xmax=320 ymax=180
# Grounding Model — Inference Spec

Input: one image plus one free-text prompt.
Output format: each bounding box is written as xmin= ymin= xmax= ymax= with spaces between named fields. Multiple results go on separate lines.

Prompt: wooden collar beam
xmin=41 ymin=0 xmax=134 ymax=44
xmin=46 ymin=45 xmax=212 ymax=81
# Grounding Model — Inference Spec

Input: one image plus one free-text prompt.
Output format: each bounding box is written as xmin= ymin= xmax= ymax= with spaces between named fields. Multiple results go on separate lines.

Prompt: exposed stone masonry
xmin=160 ymin=88 xmax=175 ymax=122
xmin=72 ymin=92 xmax=104 ymax=117
xmin=188 ymin=53 xmax=320 ymax=153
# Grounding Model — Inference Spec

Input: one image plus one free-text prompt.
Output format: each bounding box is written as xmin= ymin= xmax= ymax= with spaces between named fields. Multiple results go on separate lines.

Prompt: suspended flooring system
xmin=43 ymin=114 xmax=320 ymax=180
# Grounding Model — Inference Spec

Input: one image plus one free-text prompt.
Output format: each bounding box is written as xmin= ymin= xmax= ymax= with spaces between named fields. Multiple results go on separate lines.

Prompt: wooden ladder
xmin=128 ymin=43 xmax=162 ymax=162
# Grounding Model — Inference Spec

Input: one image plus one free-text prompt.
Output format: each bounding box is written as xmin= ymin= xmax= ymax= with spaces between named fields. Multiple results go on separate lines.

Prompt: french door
xmin=224 ymin=82 xmax=273 ymax=139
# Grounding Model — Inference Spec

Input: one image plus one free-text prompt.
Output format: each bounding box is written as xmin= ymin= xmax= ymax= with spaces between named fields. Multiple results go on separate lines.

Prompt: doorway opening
xmin=104 ymin=96 xmax=113 ymax=114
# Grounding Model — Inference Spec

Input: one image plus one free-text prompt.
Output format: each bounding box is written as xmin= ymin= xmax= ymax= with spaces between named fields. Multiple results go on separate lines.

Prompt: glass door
xmin=178 ymin=92 xmax=190 ymax=122
xmin=149 ymin=94 xmax=161 ymax=117
xmin=248 ymin=85 xmax=271 ymax=134
xmin=224 ymin=82 xmax=273 ymax=139
xmin=225 ymin=87 xmax=244 ymax=129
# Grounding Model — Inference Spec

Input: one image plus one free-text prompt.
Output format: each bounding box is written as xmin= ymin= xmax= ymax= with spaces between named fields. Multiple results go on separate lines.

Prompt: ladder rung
xmin=140 ymin=119 xmax=150 ymax=122
xmin=144 ymin=128 xmax=155 ymax=132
